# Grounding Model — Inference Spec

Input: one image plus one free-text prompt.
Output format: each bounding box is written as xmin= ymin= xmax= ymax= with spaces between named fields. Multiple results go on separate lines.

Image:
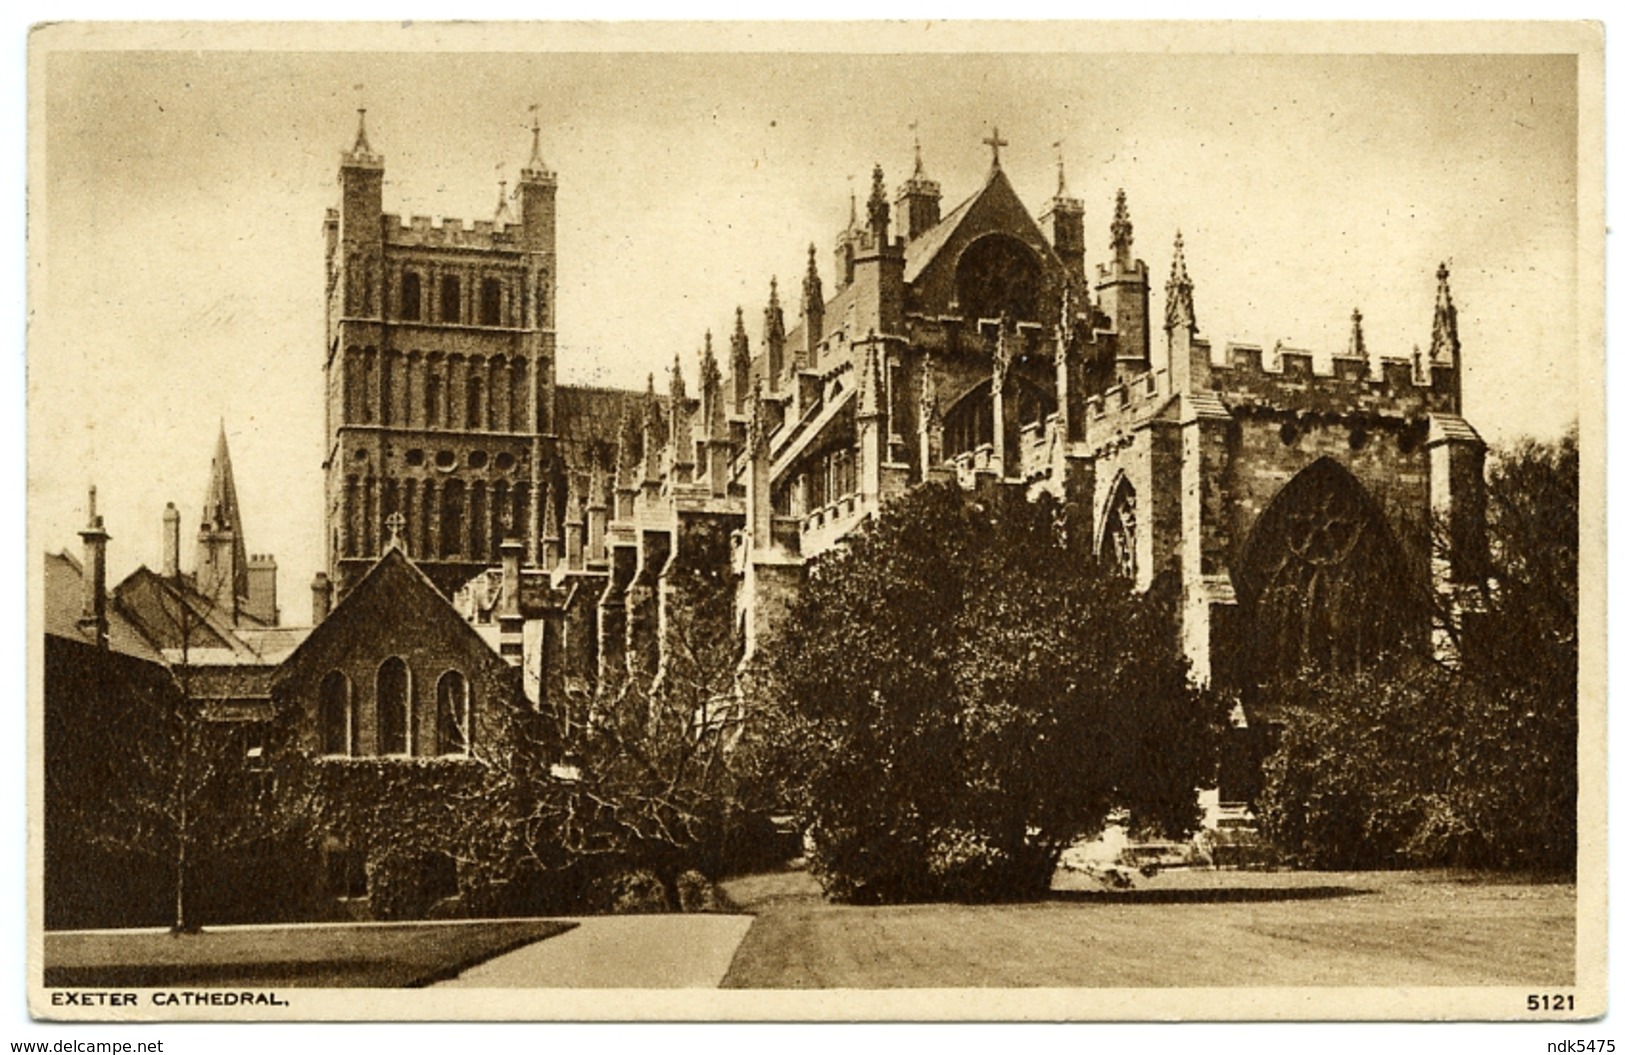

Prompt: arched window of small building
xmin=441 ymin=480 xmax=465 ymax=559
xmin=319 ymin=671 xmax=354 ymax=756
xmin=376 ymin=657 xmax=412 ymax=756
xmin=480 ymin=278 xmax=503 ymax=326
xmin=436 ymin=670 xmax=471 ymax=756
xmin=467 ymin=375 xmax=484 ymax=430
xmin=441 ymin=274 xmax=462 ymax=324
xmin=401 ymin=272 xmax=422 ymax=322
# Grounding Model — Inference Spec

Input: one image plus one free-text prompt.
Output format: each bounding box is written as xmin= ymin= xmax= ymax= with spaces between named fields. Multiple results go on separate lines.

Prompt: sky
xmin=30 ymin=25 xmax=1588 ymax=615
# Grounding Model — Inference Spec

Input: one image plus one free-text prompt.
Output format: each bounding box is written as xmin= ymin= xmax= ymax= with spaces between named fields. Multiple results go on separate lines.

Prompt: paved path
xmin=435 ymin=915 xmax=755 ymax=988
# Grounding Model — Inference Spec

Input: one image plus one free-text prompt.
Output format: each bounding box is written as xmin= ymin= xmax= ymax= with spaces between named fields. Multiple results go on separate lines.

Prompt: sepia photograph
xmin=25 ymin=21 xmax=1604 ymax=1023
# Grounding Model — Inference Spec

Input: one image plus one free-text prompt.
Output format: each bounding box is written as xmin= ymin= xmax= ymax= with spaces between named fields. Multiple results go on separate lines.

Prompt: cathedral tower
xmin=324 ymin=111 xmax=561 ymax=598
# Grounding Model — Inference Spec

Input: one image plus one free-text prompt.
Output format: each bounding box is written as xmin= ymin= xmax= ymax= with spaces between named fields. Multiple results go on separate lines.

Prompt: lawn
xmin=44 ymin=919 xmax=576 ymax=988
xmin=719 ymin=868 xmax=1576 ymax=988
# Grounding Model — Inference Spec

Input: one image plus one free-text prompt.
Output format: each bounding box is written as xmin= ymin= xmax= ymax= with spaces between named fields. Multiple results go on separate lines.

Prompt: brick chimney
xmin=77 ymin=486 xmax=110 ymax=649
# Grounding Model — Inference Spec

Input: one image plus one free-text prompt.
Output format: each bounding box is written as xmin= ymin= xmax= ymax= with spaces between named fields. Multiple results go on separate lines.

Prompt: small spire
xmin=910 ymin=120 xmax=925 ymax=179
xmin=521 ymin=106 xmax=552 ymax=181
xmin=493 ymin=179 xmax=513 ymax=224
xmin=615 ymin=401 xmax=642 ymax=486
xmin=1058 ymin=278 xmax=1076 ymax=350
xmin=733 ymin=305 xmax=748 ymax=347
xmin=670 ymin=350 xmax=687 ymax=402
xmin=1165 ymin=231 xmax=1196 ymax=332
xmin=747 ymin=379 xmax=769 ymax=455
xmin=867 ymin=164 xmax=890 ymax=236
xmin=588 ymin=456 xmax=610 ymax=508
xmin=353 ymin=108 xmax=371 ymax=155
xmin=847 ymin=179 xmax=858 ymax=230
xmin=701 ymin=327 xmax=719 ymax=374
xmin=542 ymin=482 xmax=561 ymax=541
xmin=343 ymin=108 xmax=382 ymax=168
xmin=803 ymin=243 xmax=824 ymax=316
xmin=1429 ymin=260 xmax=1460 ymax=367
xmin=857 ymin=333 xmax=884 ymax=419
xmin=1348 ymin=307 xmax=1367 ymax=360
xmin=919 ymin=352 xmax=941 ymax=427
xmin=1053 ymin=140 xmax=1067 ymax=196
xmin=1111 ymin=189 xmax=1133 ymax=257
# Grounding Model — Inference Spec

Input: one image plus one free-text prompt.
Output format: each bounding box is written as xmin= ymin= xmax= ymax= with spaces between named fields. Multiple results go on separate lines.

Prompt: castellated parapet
xmin=1205 ymin=340 xmax=1459 ymax=421
xmin=382 ymin=214 xmax=522 ymax=250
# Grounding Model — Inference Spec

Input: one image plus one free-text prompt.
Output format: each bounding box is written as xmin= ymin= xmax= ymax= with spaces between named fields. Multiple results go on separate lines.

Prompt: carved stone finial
xmin=1429 ymin=260 xmax=1460 ymax=366
xmin=1165 ymin=231 xmax=1196 ymax=332
xmin=1110 ymin=189 xmax=1133 ymax=256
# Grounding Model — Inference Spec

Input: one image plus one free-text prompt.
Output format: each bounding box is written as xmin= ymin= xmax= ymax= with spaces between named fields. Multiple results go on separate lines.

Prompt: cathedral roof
xmin=902 ymin=164 xmax=1052 ymax=286
xmin=555 ymin=384 xmax=658 ymax=474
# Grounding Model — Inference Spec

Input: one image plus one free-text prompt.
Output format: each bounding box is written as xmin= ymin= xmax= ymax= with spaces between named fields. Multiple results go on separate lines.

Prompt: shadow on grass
xmin=1048 ymin=884 xmax=1368 ymax=906
xmin=45 ymin=920 xmax=577 ymax=989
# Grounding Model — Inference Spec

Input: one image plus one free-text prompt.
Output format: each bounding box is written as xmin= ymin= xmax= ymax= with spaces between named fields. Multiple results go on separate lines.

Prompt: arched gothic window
xmin=1237 ymin=458 xmax=1420 ymax=685
xmin=377 ymin=657 xmax=412 ymax=756
xmin=436 ymin=670 xmax=471 ymax=756
xmin=319 ymin=671 xmax=354 ymax=756
xmin=955 ymin=234 xmax=1041 ymax=323
xmin=467 ymin=376 xmax=484 ymax=430
xmin=1100 ymin=478 xmax=1138 ymax=582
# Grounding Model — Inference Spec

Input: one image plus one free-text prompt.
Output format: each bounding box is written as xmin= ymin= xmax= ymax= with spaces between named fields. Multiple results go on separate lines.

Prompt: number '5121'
xmin=1528 ymin=993 xmax=1576 ymax=1011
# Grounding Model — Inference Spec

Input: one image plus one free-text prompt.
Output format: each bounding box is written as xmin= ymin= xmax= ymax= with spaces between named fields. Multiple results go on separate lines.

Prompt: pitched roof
xmin=555 ymin=384 xmax=647 ymax=473
xmin=277 ymin=546 xmax=503 ymax=678
xmin=43 ymin=551 xmax=165 ymax=664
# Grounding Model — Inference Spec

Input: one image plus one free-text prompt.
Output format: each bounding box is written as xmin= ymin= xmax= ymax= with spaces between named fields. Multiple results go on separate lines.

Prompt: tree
xmin=53 ymin=584 xmax=317 ymax=932
xmin=1256 ymin=428 xmax=1578 ymax=872
xmin=476 ymin=520 xmax=782 ymax=909
xmin=759 ymin=482 xmax=1223 ymax=903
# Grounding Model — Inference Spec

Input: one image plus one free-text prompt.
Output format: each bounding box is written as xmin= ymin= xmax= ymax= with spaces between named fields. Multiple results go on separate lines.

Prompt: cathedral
xmin=321 ymin=111 xmax=1485 ymax=734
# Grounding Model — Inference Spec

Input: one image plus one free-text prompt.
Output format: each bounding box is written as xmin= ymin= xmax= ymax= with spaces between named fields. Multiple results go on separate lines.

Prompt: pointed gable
xmin=903 ymin=166 xmax=1065 ymax=316
xmin=275 ymin=547 xmax=516 ymax=758
xmin=279 ymin=548 xmax=502 ymax=681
